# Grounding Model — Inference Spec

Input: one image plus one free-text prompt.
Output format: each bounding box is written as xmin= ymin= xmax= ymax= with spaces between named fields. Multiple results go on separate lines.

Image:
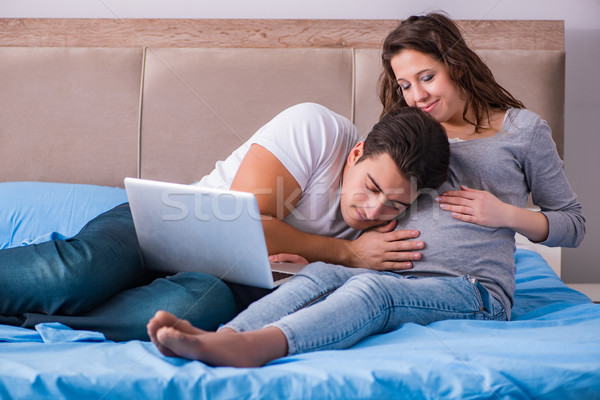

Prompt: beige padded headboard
xmin=0 ymin=19 xmax=564 ymax=187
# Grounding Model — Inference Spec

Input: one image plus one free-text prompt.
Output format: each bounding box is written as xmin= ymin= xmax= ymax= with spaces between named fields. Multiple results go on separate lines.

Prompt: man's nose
xmin=364 ymin=196 xmax=385 ymax=220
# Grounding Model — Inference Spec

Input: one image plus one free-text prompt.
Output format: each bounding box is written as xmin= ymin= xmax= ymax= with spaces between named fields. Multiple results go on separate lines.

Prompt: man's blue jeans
xmin=223 ymin=262 xmax=507 ymax=355
xmin=0 ymin=204 xmax=237 ymax=341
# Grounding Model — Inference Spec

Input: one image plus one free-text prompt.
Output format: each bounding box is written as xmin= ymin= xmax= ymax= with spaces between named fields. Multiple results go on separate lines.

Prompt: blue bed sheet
xmin=0 ymin=249 xmax=598 ymax=400
xmin=0 ymin=182 xmax=598 ymax=399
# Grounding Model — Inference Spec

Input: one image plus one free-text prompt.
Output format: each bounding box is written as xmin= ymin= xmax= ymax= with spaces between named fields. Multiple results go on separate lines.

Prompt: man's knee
xmin=166 ymin=272 xmax=238 ymax=330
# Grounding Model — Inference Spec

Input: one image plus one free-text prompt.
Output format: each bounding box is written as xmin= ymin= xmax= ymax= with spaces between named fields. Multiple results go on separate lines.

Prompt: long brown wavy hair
xmin=378 ymin=12 xmax=524 ymax=132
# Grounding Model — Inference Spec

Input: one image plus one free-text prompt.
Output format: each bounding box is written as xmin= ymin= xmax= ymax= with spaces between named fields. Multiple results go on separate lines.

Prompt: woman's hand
xmin=347 ymin=219 xmax=423 ymax=270
xmin=436 ymin=185 xmax=549 ymax=242
xmin=436 ymin=186 xmax=510 ymax=228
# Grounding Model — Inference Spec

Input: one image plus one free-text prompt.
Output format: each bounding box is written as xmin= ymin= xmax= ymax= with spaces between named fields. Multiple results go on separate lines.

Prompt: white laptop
xmin=124 ymin=177 xmax=305 ymax=289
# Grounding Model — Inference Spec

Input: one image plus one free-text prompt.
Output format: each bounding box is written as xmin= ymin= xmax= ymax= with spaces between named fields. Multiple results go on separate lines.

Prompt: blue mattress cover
xmin=0 ymin=183 xmax=599 ymax=399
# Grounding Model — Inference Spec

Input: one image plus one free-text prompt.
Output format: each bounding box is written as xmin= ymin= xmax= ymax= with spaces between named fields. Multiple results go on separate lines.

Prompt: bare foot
xmin=155 ymin=325 xmax=288 ymax=368
xmin=147 ymin=310 xmax=202 ymax=357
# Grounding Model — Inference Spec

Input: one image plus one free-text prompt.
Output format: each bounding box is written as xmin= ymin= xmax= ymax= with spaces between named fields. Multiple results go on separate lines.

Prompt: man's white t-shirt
xmin=195 ymin=103 xmax=362 ymax=240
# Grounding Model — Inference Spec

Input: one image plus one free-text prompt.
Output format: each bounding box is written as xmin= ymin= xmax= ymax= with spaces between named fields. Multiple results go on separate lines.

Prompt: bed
xmin=1 ymin=18 xmax=599 ymax=399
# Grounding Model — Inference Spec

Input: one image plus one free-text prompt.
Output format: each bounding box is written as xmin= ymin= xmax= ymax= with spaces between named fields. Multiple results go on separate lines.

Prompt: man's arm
xmin=230 ymin=144 xmax=422 ymax=270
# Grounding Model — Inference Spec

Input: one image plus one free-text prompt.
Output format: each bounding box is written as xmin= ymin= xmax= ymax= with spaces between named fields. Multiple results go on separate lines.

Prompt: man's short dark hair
xmin=359 ymin=107 xmax=449 ymax=190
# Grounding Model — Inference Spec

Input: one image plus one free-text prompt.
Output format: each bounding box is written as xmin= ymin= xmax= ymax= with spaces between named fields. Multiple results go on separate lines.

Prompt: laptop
xmin=124 ymin=177 xmax=305 ymax=289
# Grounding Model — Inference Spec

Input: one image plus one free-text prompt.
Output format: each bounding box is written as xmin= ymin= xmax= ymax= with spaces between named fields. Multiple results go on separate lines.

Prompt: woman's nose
xmin=412 ymin=84 xmax=428 ymax=103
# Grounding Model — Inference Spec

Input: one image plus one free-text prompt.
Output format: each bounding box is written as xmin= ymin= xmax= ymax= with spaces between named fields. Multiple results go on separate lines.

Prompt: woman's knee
xmin=295 ymin=262 xmax=326 ymax=278
xmin=343 ymin=273 xmax=393 ymax=304
xmin=297 ymin=262 xmax=355 ymax=280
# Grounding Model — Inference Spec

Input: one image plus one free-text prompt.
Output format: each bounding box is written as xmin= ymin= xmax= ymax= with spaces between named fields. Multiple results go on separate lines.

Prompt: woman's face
xmin=390 ymin=49 xmax=465 ymax=126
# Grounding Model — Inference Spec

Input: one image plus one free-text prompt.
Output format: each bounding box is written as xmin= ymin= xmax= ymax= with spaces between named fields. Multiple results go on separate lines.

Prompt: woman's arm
xmin=436 ymin=115 xmax=584 ymax=247
xmin=230 ymin=144 xmax=423 ymax=269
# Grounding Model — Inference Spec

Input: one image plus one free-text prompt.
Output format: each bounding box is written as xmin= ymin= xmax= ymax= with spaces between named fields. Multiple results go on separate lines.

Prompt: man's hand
xmin=347 ymin=220 xmax=423 ymax=270
xmin=269 ymin=253 xmax=310 ymax=266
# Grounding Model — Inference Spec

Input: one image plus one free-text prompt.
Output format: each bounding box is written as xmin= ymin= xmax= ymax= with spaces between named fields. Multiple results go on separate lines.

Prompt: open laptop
xmin=124 ymin=177 xmax=305 ymax=289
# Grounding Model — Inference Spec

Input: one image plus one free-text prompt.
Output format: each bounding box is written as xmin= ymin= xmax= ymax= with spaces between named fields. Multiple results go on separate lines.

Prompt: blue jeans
xmin=0 ymin=204 xmax=238 ymax=341
xmin=223 ymin=262 xmax=507 ymax=355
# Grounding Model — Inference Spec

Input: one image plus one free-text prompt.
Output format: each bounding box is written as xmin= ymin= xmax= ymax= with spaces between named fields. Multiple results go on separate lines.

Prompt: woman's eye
xmin=421 ymin=74 xmax=434 ymax=83
xmin=399 ymin=83 xmax=411 ymax=91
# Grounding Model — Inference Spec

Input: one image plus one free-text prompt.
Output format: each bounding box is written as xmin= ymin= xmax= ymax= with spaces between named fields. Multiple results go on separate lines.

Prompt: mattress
xmin=1 ymin=182 xmax=598 ymax=399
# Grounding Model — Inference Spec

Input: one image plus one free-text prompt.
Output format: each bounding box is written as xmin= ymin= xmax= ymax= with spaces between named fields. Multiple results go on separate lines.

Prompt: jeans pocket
xmin=465 ymin=276 xmax=507 ymax=321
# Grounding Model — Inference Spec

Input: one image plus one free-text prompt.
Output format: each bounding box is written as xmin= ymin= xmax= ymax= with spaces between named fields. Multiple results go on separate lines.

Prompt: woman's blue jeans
xmin=0 ymin=204 xmax=237 ymax=341
xmin=223 ymin=262 xmax=507 ymax=355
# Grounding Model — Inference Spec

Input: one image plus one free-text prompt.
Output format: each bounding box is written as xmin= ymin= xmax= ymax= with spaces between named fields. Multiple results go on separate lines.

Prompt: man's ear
xmin=347 ymin=142 xmax=365 ymax=166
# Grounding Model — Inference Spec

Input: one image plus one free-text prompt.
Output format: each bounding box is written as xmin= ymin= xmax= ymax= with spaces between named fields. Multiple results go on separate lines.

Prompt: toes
xmin=147 ymin=311 xmax=172 ymax=341
xmin=153 ymin=310 xmax=180 ymax=325
xmin=148 ymin=310 xmax=203 ymax=336
xmin=172 ymin=318 xmax=204 ymax=335
xmin=154 ymin=342 xmax=180 ymax=358
xmin=156 ymin=326 xmax=204 ymax=360
xmin=147 ymin=310 xmax=209 ymax=360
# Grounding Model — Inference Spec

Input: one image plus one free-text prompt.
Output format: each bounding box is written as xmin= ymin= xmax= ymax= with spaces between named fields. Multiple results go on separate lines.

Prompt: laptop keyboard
xmin=272 ymin=270 xmax=295 ymax=282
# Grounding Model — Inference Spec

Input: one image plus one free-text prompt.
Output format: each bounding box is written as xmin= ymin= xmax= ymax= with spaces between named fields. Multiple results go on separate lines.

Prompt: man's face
xmin=340 ymin=142 xmax=416 ymax=230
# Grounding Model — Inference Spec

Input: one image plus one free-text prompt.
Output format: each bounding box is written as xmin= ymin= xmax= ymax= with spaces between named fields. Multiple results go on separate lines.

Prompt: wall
xmin=1 ymin=0 xmax=599 ymax=288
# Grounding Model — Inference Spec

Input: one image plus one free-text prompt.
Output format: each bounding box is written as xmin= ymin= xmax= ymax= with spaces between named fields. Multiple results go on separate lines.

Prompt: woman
xmin=0 ymin=103 xmax=445 ymax=341
xmin=147 ymin=12 xmax=585 ymax=367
